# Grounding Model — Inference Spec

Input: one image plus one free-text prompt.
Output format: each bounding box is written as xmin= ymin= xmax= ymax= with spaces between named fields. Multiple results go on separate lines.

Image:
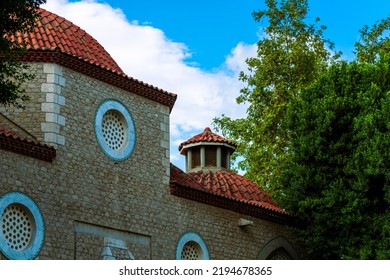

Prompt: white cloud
xmin=42 ymin=0 xmax=257 ymax=169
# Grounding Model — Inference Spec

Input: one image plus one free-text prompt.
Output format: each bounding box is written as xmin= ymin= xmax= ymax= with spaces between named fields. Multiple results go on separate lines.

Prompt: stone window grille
xmin=95 ymin=100 xmax=136 ymax=161
xmin=0 ymin=192 xmax=44 ymax=260
xmin=181 ymin=241 xmax=203 ymax=260
xmin=176 ymin=231 xmax=209 ymax=260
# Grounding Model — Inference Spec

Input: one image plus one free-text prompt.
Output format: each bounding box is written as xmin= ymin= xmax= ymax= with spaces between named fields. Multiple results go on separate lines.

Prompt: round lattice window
xmin=2 ymin=204 xmax=34 ymax=251
xmin=176 ymin=231 xmax=209 ymax=260
xmin=0 ymin=192 xmax=44 ymax=260
xmin=95 ymin=100 xmax=136 ymax=161
xmin=181 ymin=242 xmax=201 ymax=260
xmin=102 ymin=110 xmax=126 ymax=150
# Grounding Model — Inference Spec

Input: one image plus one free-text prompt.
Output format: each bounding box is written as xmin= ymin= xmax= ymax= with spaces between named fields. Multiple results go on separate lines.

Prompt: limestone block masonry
xmin=40 ymin=64 xmax=66 ymax=148
xmin=159 ymin=105 xmax=170 ymax=184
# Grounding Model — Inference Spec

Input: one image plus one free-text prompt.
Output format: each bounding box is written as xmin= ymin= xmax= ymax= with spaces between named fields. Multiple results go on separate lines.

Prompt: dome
xmin=7 ymin=8 xmax=177 ymax=111
xmin=10 ymin=8 xmax=124 ymax=75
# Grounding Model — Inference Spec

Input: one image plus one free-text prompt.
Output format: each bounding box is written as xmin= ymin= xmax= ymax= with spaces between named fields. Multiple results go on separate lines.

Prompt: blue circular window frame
xmin=95 ymin=100 xmax=136 ymax=161
xmin=176 ymin=231 xmax=210 ymax=260
xmin=0 ymin=192 xmax=45 ymax=260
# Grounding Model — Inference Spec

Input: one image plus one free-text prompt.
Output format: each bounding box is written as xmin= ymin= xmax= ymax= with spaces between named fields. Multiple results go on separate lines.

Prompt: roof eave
xmin=169 ymin=180 xmax=293 ymax=226
xmin=179 ymin=142 xmax=236 ymax=154
xmin=0 ymin=133 xmax=56 ymax=162
xmin=20 ymin=49 xmax=177 ymax=112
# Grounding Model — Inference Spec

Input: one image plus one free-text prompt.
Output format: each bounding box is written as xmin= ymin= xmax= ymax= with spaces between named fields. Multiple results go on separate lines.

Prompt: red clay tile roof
xmin=190 ymin=170 xmax=285 ymax=213
xmin=170 ymin=164 xmax=290 ymax=224
xmin=0 ymin=125 xmax=56 ymax=162
xmin=6 ymin=8 xmax=177 ymax=111
xmin=179 ymin=127 xmax=237 ymax=152
xmin=10 ymin=8 xmax=124 ymax=75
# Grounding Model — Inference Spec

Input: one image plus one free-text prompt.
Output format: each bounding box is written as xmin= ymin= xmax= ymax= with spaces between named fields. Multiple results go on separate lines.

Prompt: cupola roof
xmin=179 ymin=127 xmax=237 ymax=153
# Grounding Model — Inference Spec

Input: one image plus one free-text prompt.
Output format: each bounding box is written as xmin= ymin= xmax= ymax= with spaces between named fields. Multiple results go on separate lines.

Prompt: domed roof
xmin=10 ymin=8 xmax=124 ymax=74
xmin=179 ymin=127 xmax=237 ymax=152
xmin=7 ymin=8 xmax=177 ymax=111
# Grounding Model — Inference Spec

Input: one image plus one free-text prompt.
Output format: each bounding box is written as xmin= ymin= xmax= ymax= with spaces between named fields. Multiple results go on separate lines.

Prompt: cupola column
xmin=186 ymin=150 xmax=193 ymax=172
xmin=200 ymin=146 xmax=206 ymax=168
xmin=216 ymin=147 xmax=222 ymax=168
xmin=226 ymin=150 xmax=231 ymax=171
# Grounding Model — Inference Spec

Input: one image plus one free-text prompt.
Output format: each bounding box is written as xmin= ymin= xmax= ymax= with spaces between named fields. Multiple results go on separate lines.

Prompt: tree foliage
xmin=279 ymin=16 xmax=390 ymax=259
xmin=280 ymin=56 xmax=390 ymax=259
xmin=213 ymin=0 xmax=338 ymax=198
xmin=214 ymin=0 xmax=390 ymax=259
xmin=355 ymin=17 xmax=390 ymax=63
xmin=0 ymin=0 xmax=46 ymax=107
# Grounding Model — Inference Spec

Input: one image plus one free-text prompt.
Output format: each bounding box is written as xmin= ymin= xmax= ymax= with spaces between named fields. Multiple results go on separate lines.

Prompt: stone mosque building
xmin=0 ymin=8 xmax=302 ymax=260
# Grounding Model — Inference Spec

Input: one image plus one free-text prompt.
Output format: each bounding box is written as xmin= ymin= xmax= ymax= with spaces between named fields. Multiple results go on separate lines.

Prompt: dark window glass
xmin=221 ymin=148 xmax=227 ymax=168
xmin=192 ymin=147 xmax=201 ymax=168
xmin=205 ymin=146 xmax=217 ymax=167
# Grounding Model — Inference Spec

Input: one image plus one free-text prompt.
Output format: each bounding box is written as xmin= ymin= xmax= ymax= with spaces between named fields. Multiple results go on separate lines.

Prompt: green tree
xmin=213 ymin=0 xmax=338 ymax=198
xmin=355 ymin=17 xmax=390 ymax=63
xmin=0 ymin=0 xmax=46 ymax=107
xmin=280 ymin=54 xmax=389 ymax=259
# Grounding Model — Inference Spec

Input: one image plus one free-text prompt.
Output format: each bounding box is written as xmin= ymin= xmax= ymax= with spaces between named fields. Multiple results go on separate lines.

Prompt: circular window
xmin=181 ymin=241 xmax=202 ymax=260
xmin=95 ymin=100 xmax=136 ymax=161
xmin=2 ymin=204 xmax=34 ymax=251
xmin=102 ymin=110 xmax=126 ymax=150
xmin=0 ymin=192 xmax=44 ymax=260
xmin=176 ymin=231 xmax=209 ymax=260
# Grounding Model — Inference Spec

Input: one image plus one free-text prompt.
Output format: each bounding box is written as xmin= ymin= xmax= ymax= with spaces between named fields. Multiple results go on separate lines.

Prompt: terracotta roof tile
xmin=5 ymin=8 xmax=177 ymax=111
xmin=0 ymin=125 xmax=56 ymax=162
xmin=9 ymin=8 xmax=124 ymax=75
xmin=170 ymin=164 xmax=287 ymax=217
xmin=179 ymin=127 xmax=237 ymax=152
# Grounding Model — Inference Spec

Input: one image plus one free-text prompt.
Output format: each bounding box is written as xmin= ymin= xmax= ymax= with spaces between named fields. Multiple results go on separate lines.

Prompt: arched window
xmin=266 ymin=247 xmax=292 ymax=260
xmin=257 ymin=236 xmax=299 ymax=260
xmin=176 ymin=231 xmax=209 ymax=260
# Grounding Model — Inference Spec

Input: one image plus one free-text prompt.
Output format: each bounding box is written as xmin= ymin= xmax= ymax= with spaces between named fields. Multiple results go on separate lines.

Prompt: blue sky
xmin=85 ymin=0 xmax=390 ymax=67
xmin=43 ymin=0 xmax=390 ymax=171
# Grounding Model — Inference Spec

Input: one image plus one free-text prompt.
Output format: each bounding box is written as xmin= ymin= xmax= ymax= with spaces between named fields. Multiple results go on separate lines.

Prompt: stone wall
xmin=0 ymin=63 xmax=47 ymax=141
xmin=0 ymin=62 xmax=302 ymax=260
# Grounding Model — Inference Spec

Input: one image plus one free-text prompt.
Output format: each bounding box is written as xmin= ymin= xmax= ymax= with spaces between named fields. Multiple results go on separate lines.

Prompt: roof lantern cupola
xmin=179 ymin=127 xmax=237 ymax=173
